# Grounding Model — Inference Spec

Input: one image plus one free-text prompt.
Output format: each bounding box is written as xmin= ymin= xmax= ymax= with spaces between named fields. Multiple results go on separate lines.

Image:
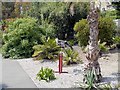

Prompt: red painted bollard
xmin=54 ymin=52 xmax=67 ymax=74
xmin=59 ymin=52 xmax=63 ymax=74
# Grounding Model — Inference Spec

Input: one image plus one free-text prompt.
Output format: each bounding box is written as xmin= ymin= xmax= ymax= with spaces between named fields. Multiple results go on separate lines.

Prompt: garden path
xmin=1 ymin=56 xmax=37 ymax=88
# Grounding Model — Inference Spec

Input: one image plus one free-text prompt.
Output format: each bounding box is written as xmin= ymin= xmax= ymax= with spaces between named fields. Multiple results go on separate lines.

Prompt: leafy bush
xmin=101 ymin=10 xmax=120 ymax=19
xmin=2 ymin=17 xmax=42 ymax=59
xmin=63 ymin=48 xmax=82 ymax=65
xmin=39 ymin=18 xmax=56 ymax=39
xmin=74 ymin=17 xmax=116 ymax=47
xmin=113 ymin=36 xmax=120 ymax=48
xmin=36 ymin=67 xmax=56 ymax=82
xmin=32 ymin=37 xmax=61 ymax=60
xmin=1 ymin=19 xmax=15 ymax=32
xmin=98 ymin=17 xmax=116 ymax=45
xmin=67 ymin=39 xmax=78 ymax=46
xmin=98 ymin=41 xmax=108 ymax=53
xmin=113 ymin=36 xmax=120 ymax=44
xmin=74 ymin=19 xmax=89 ymax=47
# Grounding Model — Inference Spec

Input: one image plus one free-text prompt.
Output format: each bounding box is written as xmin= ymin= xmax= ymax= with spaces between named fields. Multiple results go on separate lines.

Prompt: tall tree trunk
xmin=69 ymin=2 xmax=74 ymax=16
xmin=83 ymin=1 xmax=102 ymax=83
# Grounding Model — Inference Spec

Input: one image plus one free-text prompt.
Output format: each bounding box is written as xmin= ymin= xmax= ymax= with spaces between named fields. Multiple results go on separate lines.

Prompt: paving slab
xmin=2 ymin=57 xmax=37 ymax=88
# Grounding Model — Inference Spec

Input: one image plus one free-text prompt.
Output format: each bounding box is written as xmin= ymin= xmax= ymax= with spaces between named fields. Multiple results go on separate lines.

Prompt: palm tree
xmin=83 ymin=1 xmax=102 ymax=83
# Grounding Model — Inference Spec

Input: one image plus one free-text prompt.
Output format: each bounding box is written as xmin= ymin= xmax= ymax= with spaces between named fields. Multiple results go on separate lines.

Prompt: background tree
xmin=2 ymin=2 xmax=15 ymax=19
xmin=26 ymin=2 xmax=90 ymax=40
xmin=2 ymin=2 xmax=30 ymax=19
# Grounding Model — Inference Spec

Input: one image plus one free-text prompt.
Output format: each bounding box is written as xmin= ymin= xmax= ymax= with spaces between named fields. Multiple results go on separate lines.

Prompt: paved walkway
xmin=2 ymin=57 xmax=37 ymax=88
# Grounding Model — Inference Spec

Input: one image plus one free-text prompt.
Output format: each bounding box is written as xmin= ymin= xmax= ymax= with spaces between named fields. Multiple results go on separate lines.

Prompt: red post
xmin=54 ymin=52 xmax=67 ymax=74
xmin=59 ymin=52 xmax=63 ymax=74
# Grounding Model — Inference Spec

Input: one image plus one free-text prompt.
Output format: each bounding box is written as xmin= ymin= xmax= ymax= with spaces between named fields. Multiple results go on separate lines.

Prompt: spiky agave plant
xmin=85 ymin=68 xmax=95 ymax=90
xmin=79 ymin=68 xmax=96 ymax=90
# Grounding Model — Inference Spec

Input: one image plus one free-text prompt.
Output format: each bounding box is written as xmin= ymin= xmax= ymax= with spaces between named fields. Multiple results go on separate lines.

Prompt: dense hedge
xmin=74 ymin=17 xmax=116 ymax=47
xmin=2 ymin=17 xmax=42 ymax=58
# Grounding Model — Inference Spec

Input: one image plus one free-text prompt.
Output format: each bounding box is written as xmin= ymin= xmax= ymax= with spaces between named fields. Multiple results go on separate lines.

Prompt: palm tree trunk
xmin=83 ymin=1 xmax=102 ymax=83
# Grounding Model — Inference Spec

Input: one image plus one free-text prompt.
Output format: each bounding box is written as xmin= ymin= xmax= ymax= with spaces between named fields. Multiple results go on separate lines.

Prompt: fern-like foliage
xmin=32 ymin=37 xmax=61 ymax=60
xmin=63 ymin=48 xmax=82 ymax=65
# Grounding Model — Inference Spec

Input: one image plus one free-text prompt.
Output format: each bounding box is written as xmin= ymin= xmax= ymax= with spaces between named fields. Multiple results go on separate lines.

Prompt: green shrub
xmin=1 ymin=19 xmax=15 ymax=32
xmin=112 ymin=36 xmax=120 ymax=48
xmin=39 ymin=18 xmax=56 ymax=39
xmin=2 ymin=17 xmax=42 ymax=59
xmin=67 ymin=39 xmax=78 ymax=46
xmin=32 ymin=37 xmax=61 ymax=60
xmin=101 ymin=10 xmax=120 ymax=19
xmin=74 ymin=19 xmax=89 ymax=47
xmin=36 ymin=67 xmax=56 ymax=82
xmin=74 ymin=17 xmax=116 ymax=47
xmin=63 ymin=48 xmax=82 ymax=65
xmin=113 ymin=36 xmax=120 ymax=44
xmin=98 ymin=17 xmax=116 ymax=45
xmin=98 ymin=41 xmax=108 ymax=53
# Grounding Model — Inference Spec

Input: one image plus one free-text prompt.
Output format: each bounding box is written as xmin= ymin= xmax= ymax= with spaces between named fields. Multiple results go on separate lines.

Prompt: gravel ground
xmin=17 ymin=47 xmax=119 ymax=88
xmin=17 ymin=59 xmax=84 ymax=88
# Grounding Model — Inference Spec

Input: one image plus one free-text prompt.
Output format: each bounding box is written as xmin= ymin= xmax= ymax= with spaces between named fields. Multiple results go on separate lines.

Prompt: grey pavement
xmin=2 ymin=57 xmax=37 ymax=88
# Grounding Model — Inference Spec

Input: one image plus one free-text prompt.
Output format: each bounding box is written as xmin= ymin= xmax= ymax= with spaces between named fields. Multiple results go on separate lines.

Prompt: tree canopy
xmin=26 ymin=2 xmax=90 ymax=40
